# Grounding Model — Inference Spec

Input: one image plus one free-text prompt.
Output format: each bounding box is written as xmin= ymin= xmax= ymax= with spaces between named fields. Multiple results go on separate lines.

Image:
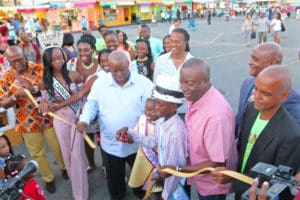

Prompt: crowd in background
xmin=0 ymin=6 xmax=300 ymax=200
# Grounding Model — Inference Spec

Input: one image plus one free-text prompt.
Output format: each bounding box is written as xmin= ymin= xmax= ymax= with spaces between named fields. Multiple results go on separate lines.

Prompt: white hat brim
xmin=153 ymin=90 xmax=185 ymax=104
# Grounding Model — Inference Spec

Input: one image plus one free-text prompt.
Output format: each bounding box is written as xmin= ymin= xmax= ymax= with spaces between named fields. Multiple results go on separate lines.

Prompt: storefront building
xmin=176 ymin=0 xmax=193 ymax=18
xmin=96 ymin=0 xmax=134 ymax=26
xmin=47 ymin=0 xmax=97 ymax=32
xmin=133 ymin=0 xmax=162 ymax=21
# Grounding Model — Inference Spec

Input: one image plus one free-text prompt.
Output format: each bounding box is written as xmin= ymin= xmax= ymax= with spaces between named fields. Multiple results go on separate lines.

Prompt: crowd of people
xmin=242 ymin=9 xmax=288 ymax=47
xmin=0 ymin=9 xmax=299 ymax=200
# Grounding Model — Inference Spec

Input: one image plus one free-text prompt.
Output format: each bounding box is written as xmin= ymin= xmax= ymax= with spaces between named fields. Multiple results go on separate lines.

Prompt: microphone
xmin=0 ymin=160 xmax=38 ymax=195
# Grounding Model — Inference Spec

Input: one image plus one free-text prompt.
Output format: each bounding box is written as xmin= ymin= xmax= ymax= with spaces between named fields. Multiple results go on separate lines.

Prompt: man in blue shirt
xmin=77 ymin=50 xmax=153 ymax=200
xmin=13 ymin=18 xmax=20 ymax=36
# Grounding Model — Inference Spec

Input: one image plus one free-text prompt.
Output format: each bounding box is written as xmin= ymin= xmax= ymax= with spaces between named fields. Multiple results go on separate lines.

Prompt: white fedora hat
xmin=153 ymin=75 xmax=184 ymax=104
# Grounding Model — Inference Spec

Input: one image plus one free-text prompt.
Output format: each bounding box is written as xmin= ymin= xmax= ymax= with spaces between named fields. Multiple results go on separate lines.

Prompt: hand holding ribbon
xmin=24 ymin=89 xmax=96 ymax=149
xmin=143 ymin=166 xmax=254 ymax=200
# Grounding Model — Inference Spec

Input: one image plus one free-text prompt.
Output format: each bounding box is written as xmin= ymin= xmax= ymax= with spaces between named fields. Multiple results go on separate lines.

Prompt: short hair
xmin=98 ymin=48 xmax=112 ymax=63
xmin=103 ymin=30 xmax=118 ymax=39
xmin=62 ymin=33 xmax=74 ymax=46
xmin=77 ymin=34 xmax=96 ymax=50
xmin=182 ymin=57 xmax=210 ymax=81
xmin=255 ymin=42 xmax=283 ymax=64
xmin=108 ymin=50 xmax=129 ymax=66
xmin=5 ymin=45 xmax=23 ymax=58
xmin=98 ymin=24 xmax=107 ymax=32
xmin=258 ymin=65 xmax=291 ymax=92
xmin=141 ymin=24 xmax=150 ymax=32
xmin=163 ymin=34 xmax=171 ymax=42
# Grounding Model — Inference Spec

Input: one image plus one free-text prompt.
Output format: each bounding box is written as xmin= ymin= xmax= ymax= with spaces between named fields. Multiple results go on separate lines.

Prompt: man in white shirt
xmin=168 ymin=19 xmax=180 ymax=34
xmin=77 ymin=50 xmax=153 ymax=200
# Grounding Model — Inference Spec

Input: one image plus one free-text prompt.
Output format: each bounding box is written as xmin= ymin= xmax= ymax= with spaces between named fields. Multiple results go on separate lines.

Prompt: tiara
xmin=38 ymin=30 xmax=63 ymax=51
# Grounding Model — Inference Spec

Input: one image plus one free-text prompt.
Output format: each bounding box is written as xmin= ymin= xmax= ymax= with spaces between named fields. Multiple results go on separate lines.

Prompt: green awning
xmin=100 ymin=2 xmax=118 ymax=6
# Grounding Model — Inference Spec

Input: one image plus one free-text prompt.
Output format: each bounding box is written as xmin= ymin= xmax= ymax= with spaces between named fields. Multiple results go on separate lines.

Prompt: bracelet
xmin=176 ymin=165 xmax=182 ymax=172
xmin=32 ymin=86 xmax=39 ymax=94
xmin=11 ymin=95 xmax=17 ymax=101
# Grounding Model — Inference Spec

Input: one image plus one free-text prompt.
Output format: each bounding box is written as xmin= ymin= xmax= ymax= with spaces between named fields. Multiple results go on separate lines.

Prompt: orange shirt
xmin=0 ymin=63 xmax=52 ymax=133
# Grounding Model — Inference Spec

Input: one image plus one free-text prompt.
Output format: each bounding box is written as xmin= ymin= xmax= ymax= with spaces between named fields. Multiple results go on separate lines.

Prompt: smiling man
xmin=77 ymin=50 xmax=153 ymax=200
xmin=233 ymin=65 xmax=300 ymax=199
xmin=173 ymin=57 xmax=238 ymax=200
xmin=235 ymin=42 xmax=300 ymax=137
xmin=0 ymin=46 xmax=67 ymax=193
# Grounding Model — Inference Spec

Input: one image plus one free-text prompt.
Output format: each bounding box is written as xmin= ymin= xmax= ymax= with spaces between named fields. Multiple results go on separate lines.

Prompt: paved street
xmin=12 ymin=16 xmax=300 ymax=199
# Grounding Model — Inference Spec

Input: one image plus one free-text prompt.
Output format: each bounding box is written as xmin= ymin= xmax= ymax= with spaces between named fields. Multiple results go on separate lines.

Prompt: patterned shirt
xmin=133 ymin=58 xmax=152 ymax=80
xmin=128 ymin=114 xmax=188 ymax=200
xmin=0 ymin=63 xmax=52 ymax=133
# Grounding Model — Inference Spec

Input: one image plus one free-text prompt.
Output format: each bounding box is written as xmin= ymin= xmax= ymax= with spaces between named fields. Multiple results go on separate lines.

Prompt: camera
xmin=242 ymin=162 xmax=298 ymax=200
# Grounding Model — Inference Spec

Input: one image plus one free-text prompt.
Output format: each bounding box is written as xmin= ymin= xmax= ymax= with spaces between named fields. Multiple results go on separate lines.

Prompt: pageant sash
xmin=53 ymin=77 xmax=79 ymax=113
xmin=139 ymin=116 xmax=160 ymax=168
xmin=23 ymin=89 xmax=96 ymax=149
xmin=137 ymin=116 xmax=161 ymax=190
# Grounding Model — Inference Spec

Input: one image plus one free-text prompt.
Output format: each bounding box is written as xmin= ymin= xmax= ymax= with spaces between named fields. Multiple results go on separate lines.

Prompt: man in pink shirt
xmin=163 ymin=57 xmax=238 ymax=200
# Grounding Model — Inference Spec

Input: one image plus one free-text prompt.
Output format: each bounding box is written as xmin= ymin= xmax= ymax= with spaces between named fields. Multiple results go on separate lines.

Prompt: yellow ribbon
xmin=23 ymin=89 xmax=96 ymax=149
xmin=143 ymin=167 xmax=254 ymax=200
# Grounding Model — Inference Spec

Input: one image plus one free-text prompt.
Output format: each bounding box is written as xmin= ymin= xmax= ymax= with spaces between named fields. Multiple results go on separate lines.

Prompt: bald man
xmin=0 ymin=46 xmax=66 ymax=193
xmin=235 ymin=42 xmax=300 ymax=137
xmin=77 ymin=51 xmax=153 ymax=200
xmin=233 ymin=65 xmax=300 ymax=199
xmin=167 ymin=57 xmax=238 ymax=200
